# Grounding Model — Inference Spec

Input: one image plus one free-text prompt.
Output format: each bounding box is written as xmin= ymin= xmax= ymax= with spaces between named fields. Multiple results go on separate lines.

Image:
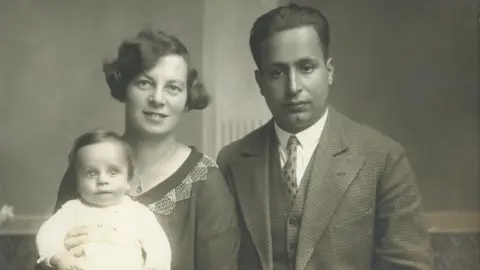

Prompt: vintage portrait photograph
xmin=0 ymin=0 xmax=479 ymax=269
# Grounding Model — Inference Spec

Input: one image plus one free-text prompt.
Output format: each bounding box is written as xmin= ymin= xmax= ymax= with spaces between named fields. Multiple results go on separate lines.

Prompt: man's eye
xmin=269 ymin=69 xmax=284 ymax=78
xmin=300 ymin=65 xmax=315 ymax=73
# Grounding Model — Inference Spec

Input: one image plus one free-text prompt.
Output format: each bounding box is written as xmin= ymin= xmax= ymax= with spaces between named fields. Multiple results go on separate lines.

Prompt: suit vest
xmin=269 ymin=135 xmax=316 ymax=270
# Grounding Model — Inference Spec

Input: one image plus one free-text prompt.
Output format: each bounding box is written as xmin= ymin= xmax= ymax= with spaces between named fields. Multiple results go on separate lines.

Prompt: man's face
xmin=255 ymin=25 xmax=334 ymax=134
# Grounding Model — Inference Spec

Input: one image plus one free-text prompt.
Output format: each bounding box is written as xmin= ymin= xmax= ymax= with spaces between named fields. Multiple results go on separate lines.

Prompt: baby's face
xmin=75 ymin=141 xmax=131 ymax=207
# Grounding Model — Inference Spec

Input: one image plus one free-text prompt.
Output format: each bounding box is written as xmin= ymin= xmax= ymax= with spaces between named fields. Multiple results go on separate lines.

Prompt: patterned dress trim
xmin=147 ymin=155 xmax=217 ymax=215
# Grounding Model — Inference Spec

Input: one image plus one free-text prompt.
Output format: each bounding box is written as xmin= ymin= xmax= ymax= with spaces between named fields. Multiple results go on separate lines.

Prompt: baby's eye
xmin=109 ymin=168 xmax=119 ymax=176
xmin=86 ymin=170 xmax=97 ymax=177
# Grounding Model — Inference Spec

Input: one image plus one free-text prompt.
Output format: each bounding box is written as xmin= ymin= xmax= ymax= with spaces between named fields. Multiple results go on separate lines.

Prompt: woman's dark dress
xmin=51 ymin=147 xmax=240 ymax=270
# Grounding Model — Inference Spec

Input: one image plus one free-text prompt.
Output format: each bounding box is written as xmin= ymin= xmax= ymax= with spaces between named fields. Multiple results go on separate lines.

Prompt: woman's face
xmin=124 ymin=54 xmax=188 ymax=137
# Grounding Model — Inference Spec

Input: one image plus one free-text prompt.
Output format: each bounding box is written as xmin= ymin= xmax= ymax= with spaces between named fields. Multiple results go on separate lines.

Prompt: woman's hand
xmin=64 ymin=225 xmax=92 ymax=255
xmin=50 ymin=250 xmax=84 ymax=270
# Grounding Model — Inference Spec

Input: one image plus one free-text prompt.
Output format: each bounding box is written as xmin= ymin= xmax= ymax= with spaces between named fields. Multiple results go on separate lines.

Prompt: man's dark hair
xmin=249 ymin=3 xmax=330 ymax=68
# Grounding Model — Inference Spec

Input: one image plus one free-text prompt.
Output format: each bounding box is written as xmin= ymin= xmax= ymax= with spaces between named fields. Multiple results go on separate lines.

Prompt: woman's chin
xmin=137 ymin=123 xmax=172 ymax=137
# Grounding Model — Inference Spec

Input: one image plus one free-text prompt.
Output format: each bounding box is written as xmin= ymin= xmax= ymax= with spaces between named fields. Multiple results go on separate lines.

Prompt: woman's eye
xmin=135 ymin=79 xmax=153 ymax=90
xmin=166 ymin=84 xmax=182 ymax=92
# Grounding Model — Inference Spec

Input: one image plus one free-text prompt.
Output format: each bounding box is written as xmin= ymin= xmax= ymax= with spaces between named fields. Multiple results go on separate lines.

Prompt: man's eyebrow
xmin=296 ymin=57 xmax=319 ymax=64
xmin=267 ymin=62 xmax=287 ymax=68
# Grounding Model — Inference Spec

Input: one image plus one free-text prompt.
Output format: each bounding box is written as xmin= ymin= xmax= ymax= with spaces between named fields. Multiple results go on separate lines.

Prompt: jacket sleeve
xmin=373 ymin=149 xmax=434 ymax=270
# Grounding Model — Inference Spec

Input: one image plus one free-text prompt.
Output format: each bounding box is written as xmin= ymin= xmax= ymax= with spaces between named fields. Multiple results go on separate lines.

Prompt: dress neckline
xmin=133 ymin=146 xmax=203 ymax=205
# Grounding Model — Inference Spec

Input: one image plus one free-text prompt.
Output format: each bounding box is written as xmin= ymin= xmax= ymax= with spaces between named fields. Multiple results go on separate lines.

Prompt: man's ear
xmin=326 ymin=58 xmax=334 ymax=86
xmin=254 ymin=69 xmax=264 ymax=96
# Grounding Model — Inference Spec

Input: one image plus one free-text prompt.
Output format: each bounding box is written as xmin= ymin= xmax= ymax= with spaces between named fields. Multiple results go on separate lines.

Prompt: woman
xmin=44 ymin=28 xmax=240 ymax=270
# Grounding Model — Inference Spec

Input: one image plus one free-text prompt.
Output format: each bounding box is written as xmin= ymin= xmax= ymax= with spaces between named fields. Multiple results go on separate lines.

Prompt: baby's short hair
xmin=68 ymin=129 xmax=135 ymax=179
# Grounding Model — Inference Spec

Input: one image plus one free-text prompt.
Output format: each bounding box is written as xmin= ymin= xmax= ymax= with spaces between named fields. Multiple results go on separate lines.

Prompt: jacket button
xmin=289 ymin=217 xmax=298 ymax=226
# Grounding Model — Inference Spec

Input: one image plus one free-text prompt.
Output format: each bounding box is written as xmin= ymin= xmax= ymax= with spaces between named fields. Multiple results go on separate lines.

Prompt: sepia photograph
xmin=0 ymin=0 xmax=479 ymax=269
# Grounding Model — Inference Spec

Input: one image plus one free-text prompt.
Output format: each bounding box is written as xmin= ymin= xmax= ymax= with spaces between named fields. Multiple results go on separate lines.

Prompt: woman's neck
xmin=123 ymin=130 xmax=178 ymax=171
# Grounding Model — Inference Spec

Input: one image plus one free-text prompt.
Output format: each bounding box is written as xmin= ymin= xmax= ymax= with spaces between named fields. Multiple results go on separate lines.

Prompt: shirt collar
xmin=274 ymin=108 xmax=329 ymax=150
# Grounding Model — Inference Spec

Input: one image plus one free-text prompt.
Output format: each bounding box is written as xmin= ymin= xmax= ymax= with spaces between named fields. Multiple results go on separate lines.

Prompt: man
xmin=217 ymin=3 xmax=433 ymax=270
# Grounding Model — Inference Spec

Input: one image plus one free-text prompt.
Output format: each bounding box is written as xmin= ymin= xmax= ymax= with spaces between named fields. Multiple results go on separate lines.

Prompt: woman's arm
xmin=53 ymin=166 xmax=79 ymax=213
xmin=194 ymin=167 xmax=240 ymax=270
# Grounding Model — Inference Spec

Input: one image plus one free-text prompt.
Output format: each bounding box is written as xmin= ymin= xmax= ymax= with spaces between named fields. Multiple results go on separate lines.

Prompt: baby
xmin=36 ymin=129 xmax=171 ymax=270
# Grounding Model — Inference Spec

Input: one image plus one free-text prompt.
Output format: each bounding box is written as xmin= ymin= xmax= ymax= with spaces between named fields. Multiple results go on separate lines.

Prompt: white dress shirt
xmin=274 ymin=109 xmax=329 ymax=185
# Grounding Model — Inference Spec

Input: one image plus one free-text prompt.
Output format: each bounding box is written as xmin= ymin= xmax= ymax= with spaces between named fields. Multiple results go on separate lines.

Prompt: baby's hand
xmin=50 ymin=250 xmax=85 ymax=270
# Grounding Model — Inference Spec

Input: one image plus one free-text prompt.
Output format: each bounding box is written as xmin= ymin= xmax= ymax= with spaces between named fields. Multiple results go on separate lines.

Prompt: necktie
xmin=283 ymin=135 xmax=300 ymax=202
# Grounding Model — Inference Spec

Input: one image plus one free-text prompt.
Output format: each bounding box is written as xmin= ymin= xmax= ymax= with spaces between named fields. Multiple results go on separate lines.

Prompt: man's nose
xmin=287 ymin=70 xmax=300 ymax=95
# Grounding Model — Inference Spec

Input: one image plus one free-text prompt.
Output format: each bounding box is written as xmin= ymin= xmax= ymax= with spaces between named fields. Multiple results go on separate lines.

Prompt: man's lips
xmin=284 ymin=101 xmax=310 ymax=110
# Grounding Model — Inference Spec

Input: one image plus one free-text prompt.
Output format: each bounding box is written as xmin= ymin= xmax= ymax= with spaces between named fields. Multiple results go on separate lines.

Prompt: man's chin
xmin=281 ymin=114 xmax=314 ymax=133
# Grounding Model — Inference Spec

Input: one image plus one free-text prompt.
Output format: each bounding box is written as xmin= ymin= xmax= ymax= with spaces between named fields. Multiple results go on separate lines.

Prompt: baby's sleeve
xmin=35 ymin=200 xmax=77 ymax=266
xmin=136 ymin=204 xmax=171 ymax=270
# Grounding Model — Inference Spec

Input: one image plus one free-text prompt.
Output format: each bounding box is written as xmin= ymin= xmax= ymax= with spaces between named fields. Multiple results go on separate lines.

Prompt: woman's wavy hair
xmin=103 ymin=27 xmax=210 ymax=110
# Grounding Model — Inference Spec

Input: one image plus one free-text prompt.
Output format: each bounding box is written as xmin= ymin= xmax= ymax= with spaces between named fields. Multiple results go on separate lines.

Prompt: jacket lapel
xmin=296 ymin=109 xmax=366 ymax=270
xmin=230 ymin=121 xmax=274 ymax=269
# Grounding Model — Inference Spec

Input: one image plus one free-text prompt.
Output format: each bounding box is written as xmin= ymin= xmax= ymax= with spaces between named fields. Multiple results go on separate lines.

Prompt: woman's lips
xmin=143 ymin=111 xmax=168 ymax=121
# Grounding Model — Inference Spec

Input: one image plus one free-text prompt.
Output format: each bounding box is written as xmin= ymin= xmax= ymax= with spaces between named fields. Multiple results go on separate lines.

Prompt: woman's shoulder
xmin=182 ymin=151 xmax=221 ymax=186
xmin=181 ymin=146 xmax=219 ymax=181
xmin=188 ymin=151 xmax=230 ymax=198
xmin=144 ymin=148 xmax=222 ymax=215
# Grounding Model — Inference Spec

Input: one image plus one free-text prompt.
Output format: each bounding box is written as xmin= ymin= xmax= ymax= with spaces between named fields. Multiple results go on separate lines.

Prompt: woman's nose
xmin=148 ymin=88 xmax=166 ymax=107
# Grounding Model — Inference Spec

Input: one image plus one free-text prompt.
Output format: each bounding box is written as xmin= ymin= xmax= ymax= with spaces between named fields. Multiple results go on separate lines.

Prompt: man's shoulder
xmin=217 ymin=123 xmax=269 ymax=164
xmin=336 ymin=111 xmax=405 ymax=155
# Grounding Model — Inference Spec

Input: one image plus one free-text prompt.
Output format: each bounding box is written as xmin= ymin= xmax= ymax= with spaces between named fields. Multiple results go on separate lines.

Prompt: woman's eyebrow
xmin=139 ymin=73 xmax=155 ymax=82
xmin=167 ymin=79 xmax=186 ymax=88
